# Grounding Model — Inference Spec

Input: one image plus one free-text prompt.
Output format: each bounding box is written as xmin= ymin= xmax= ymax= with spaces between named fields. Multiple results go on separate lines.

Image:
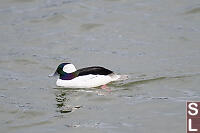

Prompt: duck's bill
xmin=48 ymin=72 xmax=58 ymax=77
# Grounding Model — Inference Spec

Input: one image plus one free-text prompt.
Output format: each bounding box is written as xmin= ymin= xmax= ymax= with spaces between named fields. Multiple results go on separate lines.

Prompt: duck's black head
xmin=49 ymin=63 xmax=77 ymax=79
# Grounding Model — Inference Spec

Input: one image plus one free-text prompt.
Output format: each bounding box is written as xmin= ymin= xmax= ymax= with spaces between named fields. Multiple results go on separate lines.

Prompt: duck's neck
xmin=60 ymin=72 xmax=78 ymax=80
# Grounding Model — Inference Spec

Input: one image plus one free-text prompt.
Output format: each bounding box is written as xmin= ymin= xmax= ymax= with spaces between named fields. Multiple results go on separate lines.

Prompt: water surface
xmin=0 ymin=0 xmax=200 ymax=133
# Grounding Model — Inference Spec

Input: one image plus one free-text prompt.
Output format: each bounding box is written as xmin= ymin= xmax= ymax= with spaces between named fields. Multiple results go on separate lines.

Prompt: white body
xmin=56 ymin=74 xmax=123 ymax=88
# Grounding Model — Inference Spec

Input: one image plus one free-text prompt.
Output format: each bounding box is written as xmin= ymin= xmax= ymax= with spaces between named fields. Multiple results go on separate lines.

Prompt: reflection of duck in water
xmin=55 ymin=90 xmax=81 ymax=113
xmin=49 ymin=63 xmax=128 ymax=89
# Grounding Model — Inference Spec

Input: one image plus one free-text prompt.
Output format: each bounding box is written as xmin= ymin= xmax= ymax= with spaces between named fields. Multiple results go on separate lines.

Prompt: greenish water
xmin=0 ymin=0 xmax=200 ymax=133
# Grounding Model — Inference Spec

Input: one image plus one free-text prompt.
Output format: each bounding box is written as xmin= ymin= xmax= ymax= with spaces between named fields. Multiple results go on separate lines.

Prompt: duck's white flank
xmin=56 ymin=74 xmax=127 ymax=88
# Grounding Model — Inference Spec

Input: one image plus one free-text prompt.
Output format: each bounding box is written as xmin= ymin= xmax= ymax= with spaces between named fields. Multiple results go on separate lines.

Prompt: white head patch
xmin=63 ymin=64 xmax=76 ymax=73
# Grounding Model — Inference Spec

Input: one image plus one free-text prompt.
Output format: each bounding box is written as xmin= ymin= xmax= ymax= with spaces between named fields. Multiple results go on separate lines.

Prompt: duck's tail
xmin=116 ymin=75 xmax=129 ymax=81
xmin=109 ymin=74 xmax=128 ymax=81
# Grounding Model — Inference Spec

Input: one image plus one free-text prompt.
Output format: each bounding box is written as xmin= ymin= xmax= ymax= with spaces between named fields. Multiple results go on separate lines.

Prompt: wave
xmin=112 ymin=72 xmax=200 ymax=88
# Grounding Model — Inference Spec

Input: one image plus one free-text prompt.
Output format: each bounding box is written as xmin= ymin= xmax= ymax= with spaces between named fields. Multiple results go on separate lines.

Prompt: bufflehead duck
xmin=49 ymin=63 xmax=128 ymax=88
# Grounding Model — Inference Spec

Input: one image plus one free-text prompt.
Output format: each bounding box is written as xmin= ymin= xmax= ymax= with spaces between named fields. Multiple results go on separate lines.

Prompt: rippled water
xmin=0 ymin=0 xmax=200 ymax=133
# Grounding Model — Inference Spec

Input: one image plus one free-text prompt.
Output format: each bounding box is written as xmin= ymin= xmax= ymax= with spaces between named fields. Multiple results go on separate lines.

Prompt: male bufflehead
xmin=49 ymin=63 xmax=128 ymax=88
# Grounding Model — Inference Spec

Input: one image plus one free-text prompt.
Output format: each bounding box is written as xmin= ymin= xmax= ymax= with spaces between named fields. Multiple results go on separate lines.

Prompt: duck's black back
xmin=77 ymin=66 xmax=113 ymax=76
